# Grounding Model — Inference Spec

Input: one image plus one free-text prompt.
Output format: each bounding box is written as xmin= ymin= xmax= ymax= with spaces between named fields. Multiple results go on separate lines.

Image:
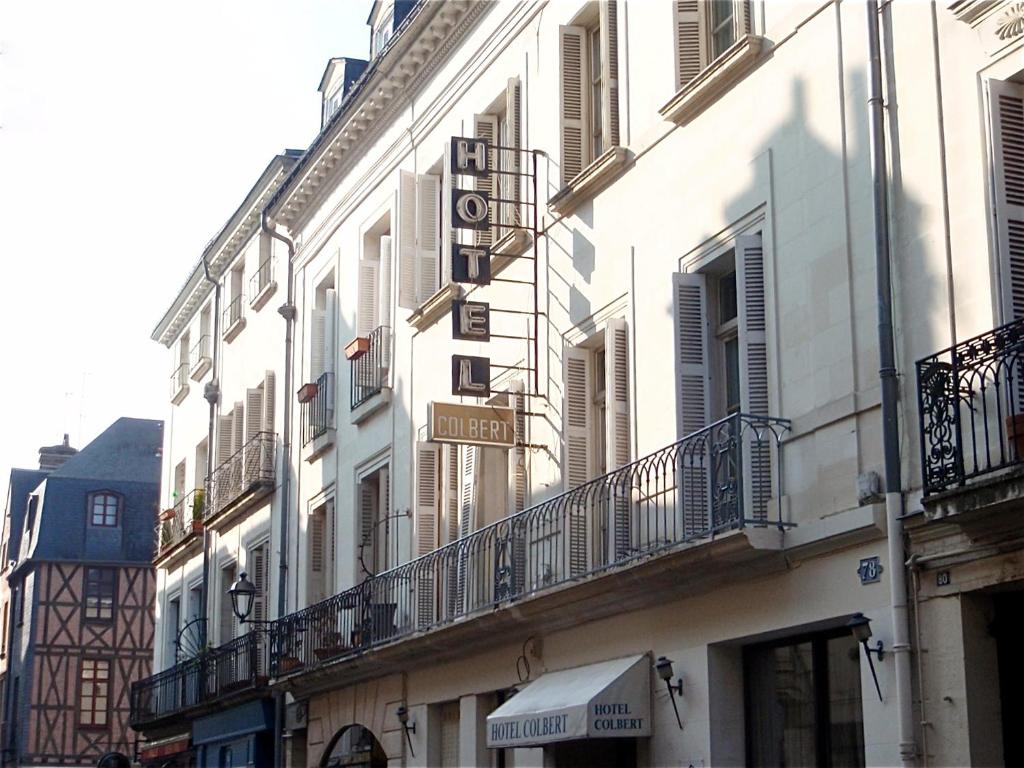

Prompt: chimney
xmin=39 ymin=433 xmax=77 ymax=471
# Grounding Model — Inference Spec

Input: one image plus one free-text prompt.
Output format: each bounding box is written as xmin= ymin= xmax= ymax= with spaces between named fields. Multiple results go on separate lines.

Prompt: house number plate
xmin=857 ymin=556 xmax=883 ymax=584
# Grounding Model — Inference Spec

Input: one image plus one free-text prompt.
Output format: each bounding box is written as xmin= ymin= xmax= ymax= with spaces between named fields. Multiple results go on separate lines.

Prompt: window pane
xmin=719 ymin=271 xmax=738 ymax=323
xmin=725 ymin=338 xmax=741 ymax=413
xmin=746 ymin=641 xmax=817 ymax=766
xmin=827 ymin=635 xmax=866 ymax=767
xmin=710 ymin=0 xmax=736 ymax=58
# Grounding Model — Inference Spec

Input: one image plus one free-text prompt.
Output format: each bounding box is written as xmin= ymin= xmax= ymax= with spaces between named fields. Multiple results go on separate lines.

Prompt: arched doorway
xmin=320 ymin=724 xmax=388 ymax=768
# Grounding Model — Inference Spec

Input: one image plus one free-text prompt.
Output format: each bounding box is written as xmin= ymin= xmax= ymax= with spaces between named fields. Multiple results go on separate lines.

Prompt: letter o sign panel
xmin=452 ymin=189 xmax=491 ymax=231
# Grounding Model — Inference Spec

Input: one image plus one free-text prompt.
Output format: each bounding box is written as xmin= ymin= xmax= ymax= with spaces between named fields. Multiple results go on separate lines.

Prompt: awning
xmin=487 ymin=655 xmax=651 ymax=748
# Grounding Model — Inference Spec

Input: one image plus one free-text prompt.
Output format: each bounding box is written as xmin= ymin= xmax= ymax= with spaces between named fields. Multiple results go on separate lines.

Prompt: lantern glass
xmin=847 ymin=613 xmax=873 ymax=643
xmin=229 ymin=571 xmax=257 ymax=622
xmin=655 ymin=656 xmax=674 ymax=682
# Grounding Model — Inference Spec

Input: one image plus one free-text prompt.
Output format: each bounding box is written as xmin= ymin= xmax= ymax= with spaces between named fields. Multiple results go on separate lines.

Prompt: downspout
xmin=199 ymin=258 xmax=222 ymax=650
xmin=261 ymin=210 xmax=296 ymax=768
xmin=866 ymin=2 xmax=915 ymax=764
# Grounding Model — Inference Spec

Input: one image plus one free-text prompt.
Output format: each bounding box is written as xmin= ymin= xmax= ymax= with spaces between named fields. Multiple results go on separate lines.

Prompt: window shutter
xmin=358 ymin=258 xmax=379 ymax=337
xmin=673 ymin=1 xmax=707 ymax=92
xmin=510 ymin=380 xmax=528 ymax=596
xmin=219 ymin=566 xmax=236 ymax=643
xmin=738 ymin=0 xmax=753 ymax=35
xmin=217 ymin=414 xmax=233 ymax=465
xmin=415 ymin=442 xmax=440 ymax=628
xmin=672 ymin=273 xmax=710 ymax=537
xmin=245 ymin=388 xmax=264 ymax=441
xmin=232 ymin=402 xmax=245 ymax=452
xmin=416 ymin=174 xmax=440 ymax=304
xmin=600 ymin=1 xmax=620 ymax=148
xmin=310 ymin=309 xmax=326 ymax=381
xmin=326 ymin=499 xmax=336 ymax=597
xmin=992 ymin=80 xmax=1024 ymax=323
xmin=505 ymin=78 xmax=523 ymax=229
xmin=605 ymin=318 xmax=632 ymax=558
xmin=445 ymin=445 xmax=460 ymax=544
xmin=473 ymin=114 xmax=499 ymax=247
xmin=252 ymin=545 xmax=267 ymax=623
xmin=379 ymin=235 xmax=393 ymax=332
xmin=399 ymin=170 xmax=418 ymax=309
xmin=563 ymin=345 xmax=593 ymax=489
xmin=559 ymin=25 xmax=589 ymax=186
xmin=378 ymin=466 xmax=391 ymax=573
xmin=324 ymin=288 xmax=338 ymax=375
xmin=358 ymin=482 xmax=377 ymax=577
xmin=309 ymin=512 xmax=325 ymax=604
xmin=263 ymin=371 xmax=276 ymax=434
xmin=457 ymin=446 xmax=478 ymax=611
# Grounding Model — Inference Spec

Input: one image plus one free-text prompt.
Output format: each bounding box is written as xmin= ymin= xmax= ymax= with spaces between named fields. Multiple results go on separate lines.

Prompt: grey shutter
xmin=399 ymin=170 xmax=418 ymax=309
xmin=737 ymin=233 xmax=771 ymax=523
xmin=232 ymin=402 xmax=245 ymax=452
xmin=358 ymin=481 xmax=377 ymax=577
xmin=505 ymin=78 xmax=523 ymax=229
xmin=473 ymin=114 xmax=499 ymax=247
xmin=992 ymin=79 xmax=1024 ymax=323
xmin=324 ymin=288 xmax=337 ymax=375
xmin=245 ymin=388 xmax=264 ymax=441
xmin=251 ymin=545 xmax=267 ymax=623
xmin=416 ymin=174 xmax=440 ymax=304
xmin=309 ymin=512 xmax=326 ymax=604
xmin=673 ymin=1 xmax=707 ymax=91
xmin=415 ymin=442 xmax=440 ymax=629
xmin=672 ymin=273 xmax=710 ymax=537
xmin=379 ymin=235 xmax=393 ymax=333
xmin=563 ymin=344 xmax=591 ymax=576
xmin=510 ymin=380 xmax=528 ymax=596
xmin=358 ymin=258 xmax=379 ymax=337
xmin=217 ymin=414 xmax=233 ymax=466
xmin=605 ymin=318 xmax=631 ymax=558
xmin=309 ymin=308 xmax=326 ymax=381
xmin=559 ymin=25 xmax=589 ymax=186
xmin=444 ymin=445 xmax=460 ymax=619
xmin=600 ymin=1 xmax=620 ymax=147
xmin=263 ymin=371 xmax=276 ymax=434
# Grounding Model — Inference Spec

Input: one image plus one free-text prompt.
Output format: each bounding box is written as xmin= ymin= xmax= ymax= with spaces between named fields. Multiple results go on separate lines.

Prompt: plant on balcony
xmin=313 ymin=631 xmax=349 ymax=661
xmin=277 ymin=655 xmax=304 ymax=673
xmin=159 ymin=521 xmax=172 ymax=549
xmin=345 ymin=336 xmax=371 ymax=361
xmin=159 ymin=508 xmax=175 ymax=522
xmin=297 ymin=382 xmax=319 ymax=403
xmin=192 ymin=489 xmax=205 ymax=520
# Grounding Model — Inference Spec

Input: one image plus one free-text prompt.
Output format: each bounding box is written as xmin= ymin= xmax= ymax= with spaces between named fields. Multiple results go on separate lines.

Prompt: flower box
xmin=297 ymin=382 xmax=319 ymax=403
xmin=345 ymin=337 xmax=371 ymax=361
xmin=190 ymin=520 xmax=204 ymax=534
xmin=159 ymin=509 xmax=176 ymax=522
xmin=277 ymin=656 xmax=303 ymax=673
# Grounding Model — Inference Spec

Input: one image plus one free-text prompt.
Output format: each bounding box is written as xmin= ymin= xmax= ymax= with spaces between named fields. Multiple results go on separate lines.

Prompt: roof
xmin=4 ymin=468 xmax=48 ymax=564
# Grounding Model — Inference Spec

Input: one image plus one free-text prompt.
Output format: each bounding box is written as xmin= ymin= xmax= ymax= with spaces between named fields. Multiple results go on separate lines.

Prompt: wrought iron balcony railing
xmin=223 ymin=294 xmax=244 ymax=331
xmin=249 ymin=257 xmax=274 ymax=303
xmin=189 ymin=334 xmax=211 ymax=373
xmin=918 ymin=317 xmax=1024 ymax=495
xmin=301 ymin=371 xmax=335 ymax=446
xmin=157 ymin=489 xmax=205 ymax=555
xmin=269 ymin=413 xmax=789 ymax=677
xmin=129 ymin=631 xmax=268 ymax=728
xmin=205 ymin=432 xmax=276 ymax=520
xmin=351 ymin=325 xmax=391 ymax=410
xmin=169 ymin=362 xmax=189 ymax=401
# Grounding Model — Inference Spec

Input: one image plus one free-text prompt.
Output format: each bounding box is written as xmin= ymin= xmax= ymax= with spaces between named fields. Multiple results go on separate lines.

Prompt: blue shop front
xmin=192 ymin=699 xmax=275 ymax=767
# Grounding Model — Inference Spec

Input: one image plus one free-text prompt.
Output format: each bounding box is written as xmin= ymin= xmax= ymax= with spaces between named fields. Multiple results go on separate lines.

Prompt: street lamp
xmin=396 ymin=704 xmax=416 ymax=758
xmin=847 ymin=613 xmax=884 ymax=702
xmin=228 ymin=571 xmax=257 ymax=623
xmin=655 ymin=656 xmax=684 ymax=730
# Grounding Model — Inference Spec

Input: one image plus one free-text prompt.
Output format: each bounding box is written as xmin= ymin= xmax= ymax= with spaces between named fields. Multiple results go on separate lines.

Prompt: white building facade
xmin=132 ymin=1 xmax=1024 ymax=766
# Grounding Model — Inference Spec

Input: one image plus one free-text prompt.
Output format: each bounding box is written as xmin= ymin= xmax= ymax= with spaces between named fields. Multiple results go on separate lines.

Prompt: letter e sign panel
xmin=452 ymin=300 xmax=490 ymax=341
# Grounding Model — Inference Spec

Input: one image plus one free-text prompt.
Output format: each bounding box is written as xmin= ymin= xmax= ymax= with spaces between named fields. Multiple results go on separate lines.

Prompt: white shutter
xmin=377 ymin=466 xmax=391 ymax=572
xmin=263 ymin=371 xmax=276 ymax=434
xmin=245 ymin=388 xmax=264 ymax=441
xmin=232 ymin=402 xmax=245 ymax=452
xmin=459 ymin=447 xmax=478 ymax=538
xmin=445 ymin=445 xmax=460 ymax=544
xmin=324 ymin=288 xmax=338 ymax=375
xmin=379 ymin=235 xmax=393 ymax=331
xmin=559 ymin=25 xmax=589 ymax=186
xmin=219 ymin=565 xmax=236 ymax=643
xmin=358 ymin=481 xmax=377 ymax=577
xmin=252 ymin=545 xmax=268 ymax=623
xmin=511 ymin=380 xmax=527 ymax=513
xmin=992 ymin=80 xmax=1024 ymax=323
xmin=673 ymin=1 xmax=707 ymax=91
xmin=474 ymin=114 xmax=499 ymax=247
xmin=309 ymin=512 xmax=325 ymax=604
xmin=505 ymin=78 xmax=523 ymax=229
xmin=399 ymin=170 xmax=418 ymax=309
xmin=358 ymin=258 xmax=379 ymax=337
xmin=416 ymin=174 xmax=440 ymax=304
xmin=605 ymin=318 xmax=632 ymax=558
xmin=310 ymin=309 xmax=326 ymax=380
xmin=672 ymin=273 xmax=710 ymax=537
xmin=563 ymin=345 xmax=593 ymax=489
xmin=217 ymin=414 xmax=233 ymax=466
xmin=600 ymin=1 xmax=620 ymax=148
xmin=415 ymin=442 xmax=440 ymax=629
xmin=739 ymin=0 xmax=753 ymax=35
xmin=737 ymin=233 xmax=771 ymax=522
xmin=326 ymin=499 xmax=336 ymax=597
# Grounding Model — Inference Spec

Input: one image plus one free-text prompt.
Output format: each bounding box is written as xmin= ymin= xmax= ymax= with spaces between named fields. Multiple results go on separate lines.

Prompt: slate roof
xmin=3 ymin=468 xmax=47 ymax=564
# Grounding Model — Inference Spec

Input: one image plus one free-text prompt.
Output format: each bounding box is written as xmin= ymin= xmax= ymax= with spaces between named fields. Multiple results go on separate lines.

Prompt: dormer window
xmin=89 ymin=492 xmax=121 ymax=528
xmin=372 ymin=9 xmax=394 ymax=57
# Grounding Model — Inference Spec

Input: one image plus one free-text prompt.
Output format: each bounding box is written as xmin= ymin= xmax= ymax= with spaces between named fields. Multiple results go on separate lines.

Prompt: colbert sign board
xmin=429 ymin=402 xmax=516 ymax=449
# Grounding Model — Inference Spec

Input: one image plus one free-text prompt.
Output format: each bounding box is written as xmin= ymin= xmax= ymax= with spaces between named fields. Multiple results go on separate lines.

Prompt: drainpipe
xmin=199 ymin=257 xmax=222 ymax=650
xmin=867 ymin=2 xmax=915 ymax=764
xmin=261 ymin=210 xmax=296 ymax=768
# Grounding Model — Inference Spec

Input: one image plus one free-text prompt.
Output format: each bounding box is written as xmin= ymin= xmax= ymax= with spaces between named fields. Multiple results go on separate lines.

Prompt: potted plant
xmin=297 ymin=382 xmax=319 ymax=403
xmin=159 ymin=521 xmax=172 ymax=549
xmin=345 ymin=336 xmax=371 ymax=361
xmin=277 ymin=655 xmax=304 ymax=673
xmin=313 ymin=631 xmax=348 ymax=661
xmin=191 ymin=489 xmax=205 ymax=532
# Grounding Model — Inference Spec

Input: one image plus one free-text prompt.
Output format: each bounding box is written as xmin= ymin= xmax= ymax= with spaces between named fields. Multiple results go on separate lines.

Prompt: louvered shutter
xmin=559 ymin=25 xmax=589 ymax=186
xmin=217 ymin=414 xmax=233 ymax=465
xmin=992 ymin=80 xmax=1024 ymax=323
xmin=324 ymin=288 xmax=338 ymax=375
xmin=232 ymin=403 xmax=245 ymax=452
xmin=379 ymin=235 xmax=393 ymax=332
xmin=415 ymin=443 xmax=440 ymax=629
xmin=510 ymin=380 xmax=528 ymax=596
xmin=358 ymin=482 xmax=377 ymax=577
xmin=737 ymin=233 xmax=771 ymax=523
xmin=309 ymin=512 xmax=325 ymax=604
xmin=738 ymin=0 xmax=753 ymax=35
xmin=326 ymin=499 xmax=336 ymax=597
xmin=399 ymin=170 xmax=418 ymax=308
xmin=245 ymin=388 xmax=264 ymax=441
xmin=443 ymin=445 xmax=460 ymax=619
xmin=456 ymin=446 xmax=478 ymax=613
xmin=219 ymin=565 xmax=236 ymax=643
xmin=310 ymin=309 xmax=326 ymax=381
xmin=672 ymin=273 xmax=710 ymax=537
xmin=600 ymin=1 xmax=620 ymax=148
xmin=252 ymin=545 xmax=267 ymax=623
xmin=378 ymin=466 xmax=391 ymax=573
xmin=605 ymin=318 xmax=632 ymax=558
xmin=673 ymin=1 xmax=707 ymax=91
xmin=358 ymin=258 xmax=379 ymax=337
xmin=232 ymin=402 xmax=245 ymax=497
xmin=505 ymin=78 xmax=523 ymax=229
xmin=263 ymin=371 xmax=276 ymax=433
xmin=473 ymin=114 xmax=499 ymax=247
xmin=563 ymin=345 xmax=592 ymax=577
xmin=416 ymin=174 xmax=440 ymax=304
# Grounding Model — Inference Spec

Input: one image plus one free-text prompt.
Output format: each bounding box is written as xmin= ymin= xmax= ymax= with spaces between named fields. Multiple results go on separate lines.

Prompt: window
xmin=248 ymin=542 xmax=270 ymax=623
xmin=372 ymin=10 xmax=394 ymax=57
xmin=358 ymin=221 xmax=393 ymax=339
xmin=398 ymin=165 xmax=442 ymax=309
xmin=166 ymin=595 xmax=180 ymax=667
xmin=310 ymin=276 xmax=337 ymax=383
xmin=25 ymin=495 xmax=38 ymax=532
xmin=89 ymin=492 xmax=120 ymax=527
xmin=744 ymin=629 xmax=865 ymax=766
xmin=558 ymin=2 xmax=620 ymax=186
xmin=218 ymin=564 xmax=236 ymax=644
xmin=83 ymin=567 xmax=116 ymax=622
xmin=673 ymin=0 xmax=752 ymax=91
xmin=991 ymin=79 xmax=1024 ymax=323
xmin=79 ymin=659 xmax=110 ymax=728
xmin=474 ymin=77 xmax=523 ymax=245
xmin=438 ymin=700 xmax=460 ymax=767
xmin=1 ymin=602 xmax=8 ymax=657
xmin=308 ymin=501 xmax=336 ymax=605
xmin=358 ymin=466 xmax=391 ymax=578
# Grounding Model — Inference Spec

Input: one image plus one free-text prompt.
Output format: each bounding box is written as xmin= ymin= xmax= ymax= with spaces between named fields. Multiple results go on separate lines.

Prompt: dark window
xmin=719 ymin=271 xmax=738 ymax=324
xmin=89 ymin=492 xmax=120 ymax=527
xmin=744 ymin=629 xmax=865 ymax=767
xmin=79 ymin=658 xmax=110 ymax=728
xmin=25 ymin=496 xmax=38 ymax=532
xmin=15 ymin=585 xmax=24 ymax=627
xmin=84 ymin=568 xmax=116 ymax=622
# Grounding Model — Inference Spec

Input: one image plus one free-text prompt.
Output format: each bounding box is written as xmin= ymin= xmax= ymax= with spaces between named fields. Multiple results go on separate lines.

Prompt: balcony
xmin=222 ymin=295 xmax=245 ymax=342
xmin=349 ymin=325 xmax=391 ymax=419
xmin=205 ymin=432 xmax=276 ymax=524
xmin=300 ymin=371 xmax=335 ymax=458
xmin=169 ymin=362 xmax=189 ymax=404
xmin=130 ymin=631 xmax=269 ymax=729
xmin=156 ymin=489 xmax=205 ymax=566
xmin=918 ymin=318 xmax=1024 ymax=516
xmin=189 ymin=334 xmax=212 ymax=381
xmin=268 ymin=413 xmax=789 ymax=682
xmin=249 ymin=257 xmax=277 ymax=311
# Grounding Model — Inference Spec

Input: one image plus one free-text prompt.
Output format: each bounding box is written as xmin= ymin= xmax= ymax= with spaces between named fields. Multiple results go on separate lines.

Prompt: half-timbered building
xmin=1 ymin=419 xmax=161 ymax=766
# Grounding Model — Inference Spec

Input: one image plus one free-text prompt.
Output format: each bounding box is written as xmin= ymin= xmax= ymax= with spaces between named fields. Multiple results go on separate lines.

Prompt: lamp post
xmin=848 ymin=613 xmax=884 ymax=701
xmin=396 ymin=704 xmax=416 ymax=758
xmin=228 ymin=572 xmax=259 ymax=624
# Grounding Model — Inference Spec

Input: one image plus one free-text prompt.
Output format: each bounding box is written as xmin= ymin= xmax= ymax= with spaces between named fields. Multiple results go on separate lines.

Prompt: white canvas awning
xmin=486 ymin=655 xmax=651 ymax=748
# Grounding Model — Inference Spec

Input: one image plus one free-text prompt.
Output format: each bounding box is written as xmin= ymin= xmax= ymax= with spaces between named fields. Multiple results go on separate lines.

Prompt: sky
xmin=0 ymin=1 xmax=372 ymax=501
